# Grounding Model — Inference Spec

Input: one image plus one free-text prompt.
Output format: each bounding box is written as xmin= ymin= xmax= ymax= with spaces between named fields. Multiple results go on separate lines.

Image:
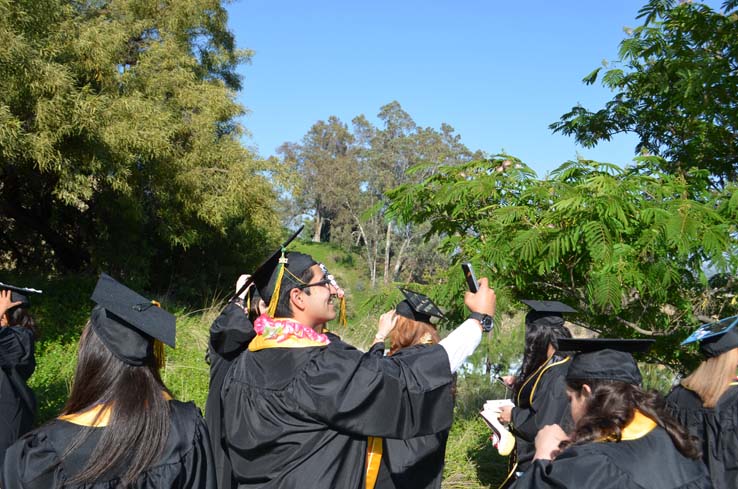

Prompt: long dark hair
xmin=60 ymin=318 xmax=172 ymax=486
xmin=6 ymin=306 xmax=38 ymax=339
xmin=512 ymin=320 xmax=571 ymax=398
xmin=564 ymin=379 xmax=701 ymax=459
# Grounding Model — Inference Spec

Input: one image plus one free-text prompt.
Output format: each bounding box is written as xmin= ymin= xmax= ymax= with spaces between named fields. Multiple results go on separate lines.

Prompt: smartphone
xmin=461 ymin=262 xmax=479 ymax=293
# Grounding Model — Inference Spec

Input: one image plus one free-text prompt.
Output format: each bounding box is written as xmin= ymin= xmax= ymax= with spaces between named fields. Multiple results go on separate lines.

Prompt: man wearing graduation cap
xmin=496 ymin=300 xmax=575 ymax=484
xmin=0 ymin=282 xmax=40 ymax=466
xmin=511 ymin=338 xmax=711 ymax=489
xmin=667 ymin=316 xmax=738 ymax=489
xmin=220 ymin=248 xmax=496 ymax=489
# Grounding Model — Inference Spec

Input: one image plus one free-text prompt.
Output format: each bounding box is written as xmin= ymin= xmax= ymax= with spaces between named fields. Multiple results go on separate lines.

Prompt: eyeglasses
xmin=296 ymin=276 xmax=333 ymax=290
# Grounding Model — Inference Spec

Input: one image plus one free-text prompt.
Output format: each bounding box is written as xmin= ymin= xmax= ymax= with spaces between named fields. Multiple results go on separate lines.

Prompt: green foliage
xmin=0 ymin=0 xmax=280 ymax=296
xmin=551 ymin=0 xmax=738 ymax=185
xmin=387 ymin=156 xmax=738 ymax=369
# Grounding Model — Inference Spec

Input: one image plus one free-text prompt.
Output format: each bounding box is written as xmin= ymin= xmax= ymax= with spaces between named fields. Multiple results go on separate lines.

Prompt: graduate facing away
xmin=221 ymin=248 xmax=496 ymax=489
xmin=511 ymin=338 xmax=712 ymax=489
xmin=1 ymin=274 xmax=216 ymax=489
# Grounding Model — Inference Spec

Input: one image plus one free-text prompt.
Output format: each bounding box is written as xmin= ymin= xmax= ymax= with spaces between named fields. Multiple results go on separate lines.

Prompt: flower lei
xmin=254 ymin=314 xmax=330 ymax=345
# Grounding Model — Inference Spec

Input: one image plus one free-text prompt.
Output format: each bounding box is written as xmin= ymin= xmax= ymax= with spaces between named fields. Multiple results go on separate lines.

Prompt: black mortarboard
xmin=0 ymin=282 xmax=42 ymax=310
xmin=522 ymin=299 xmax=576 ymax=328
xmin=681 ymin=316 xmax=738 ymax=358
xmin=395 ymin=288 xmax=445 ymax=323
xmin=559 ymin=338 xmax=655 ymax=385
xmin=232 ymin=226 xmax=305 ymax=305
xmin=90 ymin=273 xmax=175 ymax=366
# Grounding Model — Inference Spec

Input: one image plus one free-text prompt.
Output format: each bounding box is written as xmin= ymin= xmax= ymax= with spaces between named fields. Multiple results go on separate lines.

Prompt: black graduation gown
xmin=511 ymin=426 xmax=713 ymax=489
xmin=205 ymin=303 xmax=255 ymax=489
xmin=221 ymin=337 xmax=455 ymax=489
xmin=0 ymin=325 xmax=36 ymax=466
xmin=666 ymin=383 xmax=738 ymax=489
xmin=369 ymin=344 xmax=449 ymax=489
xmin=509 ymin=354 xmax=571 ymax=474
xmin=0 ymin=400 xmax=216 ymax=489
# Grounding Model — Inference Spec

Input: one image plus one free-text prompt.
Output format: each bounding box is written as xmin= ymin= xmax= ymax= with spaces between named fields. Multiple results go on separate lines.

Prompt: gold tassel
xmin=154 ymin=339 xmax=166 ymax=370
xmin=340 ymin=296 xmax=347 ymax=327
xmin=267 ymin=253 xmax=288 ymax=318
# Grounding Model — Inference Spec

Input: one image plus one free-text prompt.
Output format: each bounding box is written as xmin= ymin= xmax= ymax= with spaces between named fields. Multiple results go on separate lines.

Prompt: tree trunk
xmin=392 ymin=234 xmax=412 ymax=281
xmin=312 ymin=209 xmax=322 ymax=242
xmin=383 ymin=222 xmax=392 ymax=285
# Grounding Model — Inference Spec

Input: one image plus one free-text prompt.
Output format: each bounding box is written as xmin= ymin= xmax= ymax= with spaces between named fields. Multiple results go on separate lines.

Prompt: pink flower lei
xmin=254 ymin=314 xmax=330 ymax=345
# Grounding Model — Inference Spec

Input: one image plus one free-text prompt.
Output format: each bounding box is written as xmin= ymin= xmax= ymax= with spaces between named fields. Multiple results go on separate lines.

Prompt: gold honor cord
xmin=364 ymin=436 xmax=383 ymax=489
xmin=528 ymin=356 xmax=571 ymax=406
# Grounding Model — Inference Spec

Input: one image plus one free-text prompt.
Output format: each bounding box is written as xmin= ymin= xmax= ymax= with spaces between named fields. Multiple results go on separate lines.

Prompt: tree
xmin=279 ymin=102 xmax=478 ymax=288
xmin=551 ymin=0 xmax=738 ymax=186
xmin=277 ymin=116 xmax=359 ymax=243
xmin=0 ymin=0 xmax=280 ymax=295
xmin=387 ymin=156 xmax=738 ymax=369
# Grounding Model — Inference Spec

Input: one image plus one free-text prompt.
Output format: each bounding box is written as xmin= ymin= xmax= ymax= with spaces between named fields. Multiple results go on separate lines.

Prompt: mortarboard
xmin=559 ymin=338 xmax=655 ymax=385
xmin=0 ymin=281 xmax=43 ymax=310
xmin=90 ymin=273 xmax=175 ymax=367
xmin=521 ymin=299 xmax=576 ymax=328
xmin=231 ymin=226 xmax=304 ymax=305
xmin=395 ymin=288 xmax=445 ymax=323
xmin=681 ymin=316 xmax=738 ymax=358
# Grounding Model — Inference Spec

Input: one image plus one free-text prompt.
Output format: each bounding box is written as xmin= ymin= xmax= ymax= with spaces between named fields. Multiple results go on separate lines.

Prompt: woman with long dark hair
xmin=496 ymin=300 xmax=574 ymax=484
xmin=511 ymin=338 xmax=712 ymax=489
xmin=1 ymin=274 xmax=215 ymax=489
xmin=666 ymin=317 xmax=738 ymax=489
xmin=0 ymin=284 xmax=39 ymax=466
xmin=372 ymin=289 xmax=446 ymax=489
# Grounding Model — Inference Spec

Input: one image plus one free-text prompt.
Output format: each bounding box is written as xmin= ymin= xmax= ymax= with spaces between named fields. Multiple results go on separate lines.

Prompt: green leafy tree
xmin=277 ymin=116 xmax=360 ymax=243
xmin=0 ymin=0 xmax=280 ymax=294
xmin=387 ymin=156 xmax=738 ymax=368
xmin=551 ymin=0 xmax=738 ymax=186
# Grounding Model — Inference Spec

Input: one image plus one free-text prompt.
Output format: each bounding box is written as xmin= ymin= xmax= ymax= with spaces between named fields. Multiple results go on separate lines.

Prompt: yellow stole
xmin=58 ymin=392 xmax=173 ymax=427
xmin=248 ymin=334 xmax=329 ymax=351
xmin=602 ymin=410 xmax=657 ymax=442
xmin=365 ymin=436 xmax=383 ymax=489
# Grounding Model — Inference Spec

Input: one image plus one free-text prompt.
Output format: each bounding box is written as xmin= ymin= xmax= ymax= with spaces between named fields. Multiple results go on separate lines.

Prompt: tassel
xmin=340 ymin=296 xmax=347 ymax=327
xmin=267 ymin=252 xmax=288 ymax=318
xmin=154 ymin=339 xmax=166 ymax=370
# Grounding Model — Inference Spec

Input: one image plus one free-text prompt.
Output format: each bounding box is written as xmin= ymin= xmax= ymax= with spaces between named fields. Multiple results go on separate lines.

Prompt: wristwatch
xmin=468 ymin=311 xmax=494 ymax=332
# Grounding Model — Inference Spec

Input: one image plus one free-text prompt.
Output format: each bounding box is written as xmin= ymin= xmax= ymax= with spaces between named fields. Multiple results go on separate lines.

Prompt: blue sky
xmin=224 ymin=1 xmax=710 ymax=176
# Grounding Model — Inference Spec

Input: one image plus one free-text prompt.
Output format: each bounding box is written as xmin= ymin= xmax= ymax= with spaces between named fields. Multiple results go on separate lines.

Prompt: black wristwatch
xmin=468 ymin=311 xmax=494 ymax=332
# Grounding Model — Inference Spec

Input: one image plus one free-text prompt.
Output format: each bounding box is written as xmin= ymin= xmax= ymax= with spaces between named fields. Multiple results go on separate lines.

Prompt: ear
xmin=289 ymin=288 xmax=307 ymax=312
xmin=581 ymin=384 xmax=593 ymax=398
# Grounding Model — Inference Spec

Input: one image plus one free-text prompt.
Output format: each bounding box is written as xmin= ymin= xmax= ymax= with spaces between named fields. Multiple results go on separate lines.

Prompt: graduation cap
xmin=90 ymin=273 xmax=175 ymax=367
xmin=559 ymin=338 xmax=655 ymax=385
xmin=395 ymin=288 xmax=445 ymax=323
xmin=681 ymin=316 xmax=738 ymax=358
xmin=0 ymin=281 xmax=43 ymax=310
xmin=521 ymin=299 xmax=576 ymax=328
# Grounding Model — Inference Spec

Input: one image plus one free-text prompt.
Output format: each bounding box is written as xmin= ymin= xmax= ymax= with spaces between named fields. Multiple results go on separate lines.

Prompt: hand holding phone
xmin=461 ymin=262 xmax=479 ymax=293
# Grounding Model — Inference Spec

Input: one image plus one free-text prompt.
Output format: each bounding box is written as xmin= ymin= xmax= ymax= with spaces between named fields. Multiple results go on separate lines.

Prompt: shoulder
xmin=2 ymin=424 xmax=66 ymax=487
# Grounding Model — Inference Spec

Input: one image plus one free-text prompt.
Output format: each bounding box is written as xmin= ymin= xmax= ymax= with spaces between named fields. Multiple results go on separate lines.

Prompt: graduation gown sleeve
xmin=205 ymin=303 xmax=254 ymax=489
xmin=292 ymin=342 xmax=455 ymax=439
xmin=0 ymin=326 xmax=36 ymax=466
